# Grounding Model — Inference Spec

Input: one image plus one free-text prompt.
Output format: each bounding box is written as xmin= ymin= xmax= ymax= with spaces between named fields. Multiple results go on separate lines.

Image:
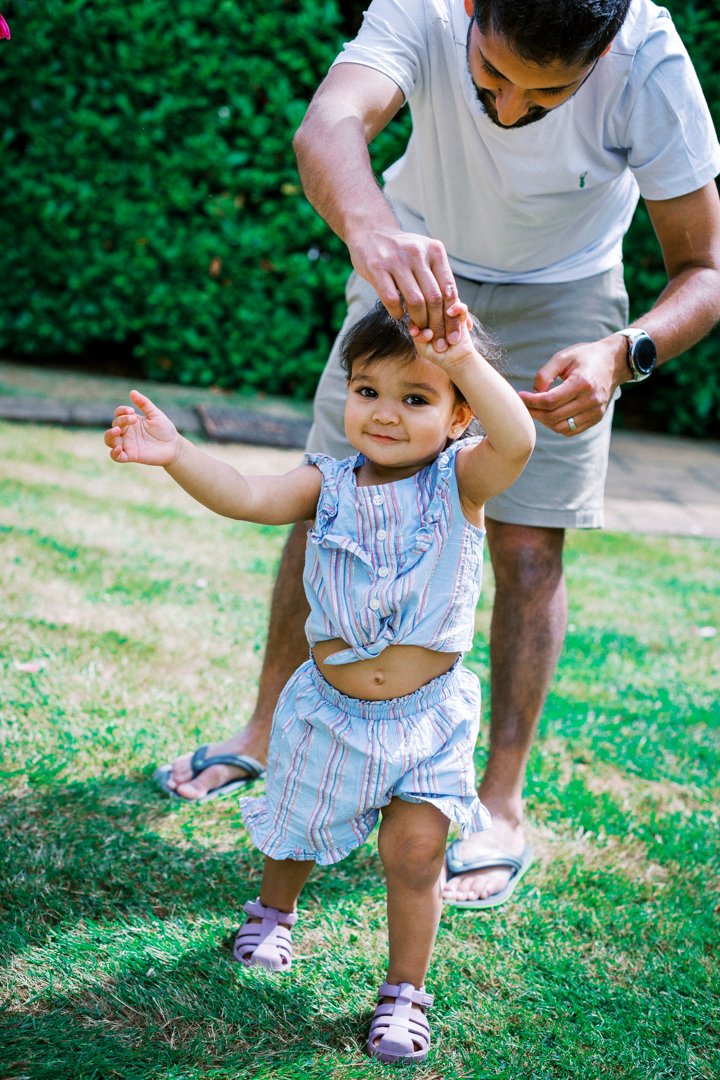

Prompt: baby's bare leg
xmin=259 ymin=855 xmax=315 ymax=914
xmin=235 ymin=856 xmax=315 ymax=970
xmin=378 ymin=799 xmax=450 ymax=987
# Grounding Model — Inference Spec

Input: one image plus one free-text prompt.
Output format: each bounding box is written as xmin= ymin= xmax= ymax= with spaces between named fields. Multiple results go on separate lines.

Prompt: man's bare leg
xmin=168 ymin=522 xmax=310 ymax=800
xmin=442 ymin=522 xmax=567 ymax=903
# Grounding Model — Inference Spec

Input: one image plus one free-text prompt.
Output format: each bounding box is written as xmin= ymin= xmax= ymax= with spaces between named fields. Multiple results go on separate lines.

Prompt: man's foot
xmin=441 ymin=818 xmax=530 ymax=907
xmin=159 ymin=733 xmax=268 ymax=802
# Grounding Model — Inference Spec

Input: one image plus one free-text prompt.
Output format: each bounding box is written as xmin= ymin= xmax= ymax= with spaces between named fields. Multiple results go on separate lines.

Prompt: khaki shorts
xmin=306 ymin=266 xmax=629 ymax=529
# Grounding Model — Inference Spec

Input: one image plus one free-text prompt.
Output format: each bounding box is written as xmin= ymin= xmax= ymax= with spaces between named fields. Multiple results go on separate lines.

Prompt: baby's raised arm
xmin=416 ymin=305 xmax=536 ymax=511
xmin=104 ymin=390 xmax=322 ymax=525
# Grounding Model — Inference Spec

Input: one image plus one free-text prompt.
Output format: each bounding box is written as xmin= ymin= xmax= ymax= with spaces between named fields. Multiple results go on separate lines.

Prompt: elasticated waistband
xmin=307 ymin=657 xmax=463 ymax=721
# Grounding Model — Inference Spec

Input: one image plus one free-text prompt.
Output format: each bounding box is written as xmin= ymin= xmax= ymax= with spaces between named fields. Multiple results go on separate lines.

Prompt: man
xmin=158 ymin=0 xmax=720 ymax=908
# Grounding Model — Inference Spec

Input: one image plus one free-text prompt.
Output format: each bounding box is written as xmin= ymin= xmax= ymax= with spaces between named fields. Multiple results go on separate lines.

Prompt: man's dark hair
xmin=339 ymin=301 xmax=505 ymax=410
xmin=472 ymin=0 xmax=631 ymax=67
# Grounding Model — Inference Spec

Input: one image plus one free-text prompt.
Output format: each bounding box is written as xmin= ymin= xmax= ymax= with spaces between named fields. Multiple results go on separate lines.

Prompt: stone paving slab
xmin=604 ymin=431 xmax=720 ymax=539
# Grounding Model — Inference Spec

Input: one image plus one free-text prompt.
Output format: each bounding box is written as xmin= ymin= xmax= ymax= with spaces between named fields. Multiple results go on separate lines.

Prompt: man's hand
xmin=104 ymin=389 xmax=181 ymax=465
xmin=519 ymin=336 xmax=628 ymax=435
xmin=350 ymin=227 xmax=464 ymax=352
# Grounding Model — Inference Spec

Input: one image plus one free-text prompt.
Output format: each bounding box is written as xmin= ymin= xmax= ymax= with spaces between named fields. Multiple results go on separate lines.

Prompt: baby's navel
xmin=371 ymin=669 xmax=386 ymax=687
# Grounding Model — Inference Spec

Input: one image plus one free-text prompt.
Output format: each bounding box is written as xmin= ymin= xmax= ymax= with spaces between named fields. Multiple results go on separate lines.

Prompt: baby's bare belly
xmin=312 ymin=639 xmax=459 ymax=701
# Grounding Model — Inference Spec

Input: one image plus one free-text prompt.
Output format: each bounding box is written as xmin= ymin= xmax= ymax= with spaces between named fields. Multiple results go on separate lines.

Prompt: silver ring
xmin=567 ymin=416 xmax=577 ymax=432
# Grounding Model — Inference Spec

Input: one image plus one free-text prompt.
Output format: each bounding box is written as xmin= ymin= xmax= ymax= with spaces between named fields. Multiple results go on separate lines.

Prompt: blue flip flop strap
xmin=190 ymin=745 xmax=264 ymax=779
xmin=446 ymin=846 xmax=527 ymax=877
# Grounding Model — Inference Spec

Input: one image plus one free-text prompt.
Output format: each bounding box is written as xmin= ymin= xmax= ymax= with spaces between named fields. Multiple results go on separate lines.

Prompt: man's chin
xmin=477 ymin=91 xmax=548 ymax=129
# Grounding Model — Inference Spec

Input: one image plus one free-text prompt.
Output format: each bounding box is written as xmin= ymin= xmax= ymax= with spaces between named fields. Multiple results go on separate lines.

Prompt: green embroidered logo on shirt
xmin=579 ymin=172 xmax=588 ymax=189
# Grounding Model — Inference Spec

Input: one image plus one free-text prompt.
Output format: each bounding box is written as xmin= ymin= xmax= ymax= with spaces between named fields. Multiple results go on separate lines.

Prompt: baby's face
xmin=344 ymin=353 xmax=471 ymax=477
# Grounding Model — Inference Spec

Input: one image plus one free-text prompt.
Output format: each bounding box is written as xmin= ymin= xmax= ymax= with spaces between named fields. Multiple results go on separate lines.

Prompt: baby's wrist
xmin=439 ymin=345 xmax=484 ymax=375
xmin=164 ymin=434 xmax=187 ymax=470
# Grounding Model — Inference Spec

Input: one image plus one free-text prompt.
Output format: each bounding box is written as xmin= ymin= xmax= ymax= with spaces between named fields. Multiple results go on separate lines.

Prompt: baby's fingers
xmin=103 ymin=424 xmax=121 ymax=449
xmin=104 ymin=426 xmax=123 ymax=454
xmin=445 ymin=299 xmax=469 ymax=321
xmin=409 ymin=324 xmax=434 ymax=343
xmin=129 ymin=388 xmax=160 ymax=417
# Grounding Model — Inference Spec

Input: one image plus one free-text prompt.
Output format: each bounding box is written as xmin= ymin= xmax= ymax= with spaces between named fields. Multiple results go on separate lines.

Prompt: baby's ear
xmin=451 ymin=401 xmax=475 ymax=437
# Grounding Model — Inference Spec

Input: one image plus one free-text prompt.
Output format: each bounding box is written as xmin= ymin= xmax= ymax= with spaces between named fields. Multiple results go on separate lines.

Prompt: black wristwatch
xmin=616 ymin=328 xmax=657 ymax=382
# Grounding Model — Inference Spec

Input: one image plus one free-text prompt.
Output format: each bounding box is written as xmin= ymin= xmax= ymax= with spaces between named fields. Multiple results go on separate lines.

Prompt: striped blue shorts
xmin=240 ymin=658 xmax=490 ymax=865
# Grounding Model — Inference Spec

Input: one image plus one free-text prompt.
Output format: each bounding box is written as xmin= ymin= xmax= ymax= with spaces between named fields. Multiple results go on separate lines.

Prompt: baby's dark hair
xmin=339 ymin=302 xmax=506 ymax=405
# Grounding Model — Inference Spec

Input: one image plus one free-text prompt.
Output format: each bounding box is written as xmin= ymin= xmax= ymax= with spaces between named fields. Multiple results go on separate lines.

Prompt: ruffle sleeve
xmin=305 ymin=452 xmax=371 ymax=566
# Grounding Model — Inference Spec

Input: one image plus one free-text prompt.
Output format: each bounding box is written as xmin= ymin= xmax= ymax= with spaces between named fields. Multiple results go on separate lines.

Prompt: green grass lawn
xmin=1 ymin=419 xmax=718 ymax=1079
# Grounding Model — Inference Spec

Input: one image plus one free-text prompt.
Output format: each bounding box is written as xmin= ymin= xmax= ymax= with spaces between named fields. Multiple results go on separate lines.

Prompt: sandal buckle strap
xmin=242 ymin=897 xmax=298 ymax=925
xmin=377 ymin=981 xmax=434 ymax=1009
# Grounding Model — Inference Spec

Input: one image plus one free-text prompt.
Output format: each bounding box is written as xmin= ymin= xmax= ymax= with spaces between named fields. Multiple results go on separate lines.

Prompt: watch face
xmin=633 ymin=335 xmax=657 ymax=374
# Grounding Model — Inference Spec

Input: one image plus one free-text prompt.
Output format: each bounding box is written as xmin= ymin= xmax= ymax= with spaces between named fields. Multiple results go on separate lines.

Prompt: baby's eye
xmin=405 ymin=394 xmax=428 ymax=406
xmin=357 ymin=386 xmax=377 ymax=398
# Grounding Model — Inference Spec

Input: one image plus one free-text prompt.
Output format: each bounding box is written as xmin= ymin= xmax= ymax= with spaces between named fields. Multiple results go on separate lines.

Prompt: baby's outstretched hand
xmin=104 ymin=389 xmax=180 ymax=466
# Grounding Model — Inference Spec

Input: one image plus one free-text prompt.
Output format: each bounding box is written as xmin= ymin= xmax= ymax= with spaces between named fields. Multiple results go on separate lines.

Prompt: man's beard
xmin=473 ymin=83 xmax=550 ymax=128
xmin=466 ymin=19 xmax=550 ymax=129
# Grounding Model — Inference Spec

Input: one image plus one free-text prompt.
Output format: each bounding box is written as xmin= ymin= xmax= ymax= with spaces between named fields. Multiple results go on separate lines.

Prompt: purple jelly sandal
xmin=367 ymin=981 xmax=434 ymax=1064
xmin=232 ymin=898 xmax=297 ymax=971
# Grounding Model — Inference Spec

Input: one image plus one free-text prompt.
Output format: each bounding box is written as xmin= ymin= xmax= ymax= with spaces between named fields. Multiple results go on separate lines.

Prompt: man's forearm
xmin=629 ymin=265 xmax=720 ymax=368
xmin=637 ymin=184 xmax=720 ymax=369
xmin=293 ymin=63 xmax=407 ymax=252
xmin=293 ymin=105 xmax=399 ymax=252
xmin=293 ymin=64 xmax=463 ymax=342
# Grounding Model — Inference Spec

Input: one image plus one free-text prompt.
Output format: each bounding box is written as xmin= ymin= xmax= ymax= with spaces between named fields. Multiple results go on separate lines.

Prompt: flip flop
xmin=443 ymin=842 xmax=533 ymax=910
xmin=153 ymin=744 xmax=265 ymax=804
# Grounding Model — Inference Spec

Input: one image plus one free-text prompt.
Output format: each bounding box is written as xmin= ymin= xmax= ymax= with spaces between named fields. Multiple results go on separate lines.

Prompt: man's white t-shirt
xmin=332 ymin=0 xmax=720 ymax=283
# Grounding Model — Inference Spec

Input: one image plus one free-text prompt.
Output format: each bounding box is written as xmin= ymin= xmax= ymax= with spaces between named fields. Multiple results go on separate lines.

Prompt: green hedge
xmin=0 ymin=1 xmax=718 ymax=432
xmin=0 ymin=0 xmax=354 ymax=397
xmin=622 ymin=1 xmax=720 ymax=435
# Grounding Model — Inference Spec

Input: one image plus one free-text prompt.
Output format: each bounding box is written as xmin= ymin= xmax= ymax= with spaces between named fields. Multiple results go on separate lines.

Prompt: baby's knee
xmin=379 ymin=816 xmax=447 ymax=887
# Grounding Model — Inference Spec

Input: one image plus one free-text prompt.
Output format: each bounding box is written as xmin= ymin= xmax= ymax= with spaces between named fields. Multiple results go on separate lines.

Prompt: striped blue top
xmin=304 ymin=438 xmax=485 ymax=666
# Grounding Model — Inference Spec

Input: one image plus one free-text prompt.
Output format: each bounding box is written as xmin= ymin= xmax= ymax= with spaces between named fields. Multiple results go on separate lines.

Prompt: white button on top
xmin=369 ymin=599 xmax=381 ymax=611
xmin=376 ymin=529 xmax=387 ymax=541
xmin=372 ymin=495 xmax=384 ymax=506
xmin=378 ymin=567 xmax=389 ymax=578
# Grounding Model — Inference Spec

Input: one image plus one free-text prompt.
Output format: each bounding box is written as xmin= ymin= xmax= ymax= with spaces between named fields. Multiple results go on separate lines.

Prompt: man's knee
xmin=486 ymin=521 xmax=565 ymax=593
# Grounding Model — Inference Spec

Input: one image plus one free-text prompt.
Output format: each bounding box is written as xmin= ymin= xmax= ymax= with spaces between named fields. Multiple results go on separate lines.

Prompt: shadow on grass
xmin=0 ymin=778 xmax=262 ymax=948
xmin=0 ymin=944 xmax=368 ymax=1078
xmin=0 ymin=776 xmax=382 ymax=954
xmin=0 ymin=777 xmax=388 ymax=1076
